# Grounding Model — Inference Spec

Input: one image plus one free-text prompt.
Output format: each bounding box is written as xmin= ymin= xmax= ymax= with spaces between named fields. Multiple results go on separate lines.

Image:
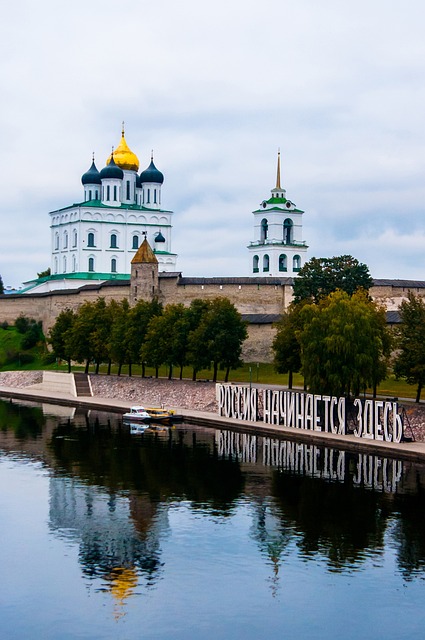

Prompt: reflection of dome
xmin=109 ymin=566 xmax=138 ymax=604
xmin=107 ymin=125 xmax=139 ymax=171
xmin=81 ymin=159 xmax=101 ymax=185
xmin=100 ymin=155 xmax=124 ymax=180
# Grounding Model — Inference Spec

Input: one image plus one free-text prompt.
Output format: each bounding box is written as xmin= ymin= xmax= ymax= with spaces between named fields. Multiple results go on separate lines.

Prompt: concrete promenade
xmin=1 ymin=382 xmax=425 ymax=463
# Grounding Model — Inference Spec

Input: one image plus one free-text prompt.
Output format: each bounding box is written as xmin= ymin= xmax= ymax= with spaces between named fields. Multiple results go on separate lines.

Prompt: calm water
xmin=1 ymin=399 xmax=425 ymax=639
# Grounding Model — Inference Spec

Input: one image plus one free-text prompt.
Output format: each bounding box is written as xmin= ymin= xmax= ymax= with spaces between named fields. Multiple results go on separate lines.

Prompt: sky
xmin=1 ymin=0 xmax=425 ymax=287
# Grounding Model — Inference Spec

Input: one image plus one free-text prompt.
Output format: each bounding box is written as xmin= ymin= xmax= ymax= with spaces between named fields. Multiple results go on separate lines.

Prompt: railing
xmin=249 ymin=239 xmax=307 ymax=247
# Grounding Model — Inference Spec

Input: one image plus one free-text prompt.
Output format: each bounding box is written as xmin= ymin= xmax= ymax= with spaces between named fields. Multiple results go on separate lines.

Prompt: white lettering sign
xmin=217 ymin=385 xmax=405 ymax=443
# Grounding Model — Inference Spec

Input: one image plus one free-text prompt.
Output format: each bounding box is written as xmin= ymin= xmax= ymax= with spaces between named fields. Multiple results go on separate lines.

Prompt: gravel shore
xmin=1 ymin=370 xmax=425 ymax=441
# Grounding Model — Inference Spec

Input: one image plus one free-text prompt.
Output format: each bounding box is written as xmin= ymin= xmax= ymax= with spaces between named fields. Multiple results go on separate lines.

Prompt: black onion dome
xmin=155 ymin=231 xmax=166 ymax=243
xmin=140 ymin=159 xmax=164 ymax=184
xmin=81 ymin=160 xmax=101 ymax=185
xmin=99 ymin=155 xmax=124 ymax=180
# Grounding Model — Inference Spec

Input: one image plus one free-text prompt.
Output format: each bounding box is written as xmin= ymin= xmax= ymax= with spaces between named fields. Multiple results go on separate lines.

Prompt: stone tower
xmin=130 ymin=236 xmax=159 ymax=305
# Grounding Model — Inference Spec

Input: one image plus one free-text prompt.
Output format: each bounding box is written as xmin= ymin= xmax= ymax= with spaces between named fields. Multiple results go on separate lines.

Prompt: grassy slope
xmin=0 ymin=327 xmax=418 ymax=400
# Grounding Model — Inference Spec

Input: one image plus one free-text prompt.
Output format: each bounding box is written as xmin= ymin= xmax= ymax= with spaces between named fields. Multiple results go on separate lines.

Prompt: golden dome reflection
xmin=106 ymin=123 xmax=139 ymax=172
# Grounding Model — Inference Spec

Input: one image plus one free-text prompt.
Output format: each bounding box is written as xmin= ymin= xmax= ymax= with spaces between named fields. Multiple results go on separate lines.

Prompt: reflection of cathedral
xmin=49 ymin=475 xmax=169 ymax=599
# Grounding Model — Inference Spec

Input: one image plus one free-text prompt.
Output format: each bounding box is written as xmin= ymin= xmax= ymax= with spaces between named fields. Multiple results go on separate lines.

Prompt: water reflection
xmin=1 ymin=398 xmax=425 ymax=613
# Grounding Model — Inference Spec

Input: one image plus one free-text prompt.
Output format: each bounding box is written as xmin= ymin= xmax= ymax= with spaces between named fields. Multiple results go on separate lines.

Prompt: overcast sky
xmin=1 ymin=0 xmax=425 ymax=287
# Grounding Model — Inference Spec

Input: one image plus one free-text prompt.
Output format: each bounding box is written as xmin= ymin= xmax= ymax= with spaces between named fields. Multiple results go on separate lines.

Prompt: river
xmin=0 ymin=398 xmax=424 ymax=639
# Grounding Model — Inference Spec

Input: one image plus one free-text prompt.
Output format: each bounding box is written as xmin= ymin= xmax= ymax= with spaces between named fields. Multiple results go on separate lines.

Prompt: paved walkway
xmin=1 ymin=383 xmax=425 ymax=463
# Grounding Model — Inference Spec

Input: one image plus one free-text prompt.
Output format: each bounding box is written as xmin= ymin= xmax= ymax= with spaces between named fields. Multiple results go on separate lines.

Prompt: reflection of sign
xmin=216 ymin=430 xmax=403 ymax=493
xmin=217 ymin=385 xmax=404 ymax=443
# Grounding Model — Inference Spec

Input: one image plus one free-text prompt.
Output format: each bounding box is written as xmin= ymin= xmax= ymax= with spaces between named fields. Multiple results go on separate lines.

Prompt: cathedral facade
xmin=24 ymin=126 xmax=177 ymax=293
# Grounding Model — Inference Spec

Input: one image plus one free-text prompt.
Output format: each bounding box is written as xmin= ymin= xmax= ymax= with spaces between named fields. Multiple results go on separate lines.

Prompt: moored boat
xmin=145 ymin=407 xmax=183 ymax=423
xmin=123 ymin=405 xmax=183 ymax=424
xmin=123 ymin=406 xmax=151 ymax=423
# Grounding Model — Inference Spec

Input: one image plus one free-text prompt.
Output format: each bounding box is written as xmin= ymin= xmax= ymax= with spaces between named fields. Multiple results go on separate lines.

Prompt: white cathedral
xmin=23 ymin=129 xmax=307 ymax=293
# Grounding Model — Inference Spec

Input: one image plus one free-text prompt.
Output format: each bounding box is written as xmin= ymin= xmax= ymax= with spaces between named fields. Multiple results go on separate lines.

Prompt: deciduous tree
xmin=48 ymin=309 xmax=75 ymax=372
xmin=393 ymin=292 xmax=425 ymax=402
xmin=272 ymin=303 xmax=304 ymax=389
xmin=293 ymin=255 xmax=373 ymax=304
xmin=298 ymin=289 xmax=390 ymax=397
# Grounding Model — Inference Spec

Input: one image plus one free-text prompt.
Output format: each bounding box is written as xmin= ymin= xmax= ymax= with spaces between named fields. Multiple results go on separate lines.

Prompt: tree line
xmin=48 ymin=296 xmax=248 ymax=381
xmin=272 ymin=254 xmax=425 ymax=402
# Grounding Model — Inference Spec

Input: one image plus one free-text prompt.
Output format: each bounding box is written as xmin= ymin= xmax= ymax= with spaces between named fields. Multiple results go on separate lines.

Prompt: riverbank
xmin=2 ymin=370 xmax=425 ymax=447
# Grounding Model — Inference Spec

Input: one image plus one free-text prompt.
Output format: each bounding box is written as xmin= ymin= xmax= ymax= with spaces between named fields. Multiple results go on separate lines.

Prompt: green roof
xmin=21 ymin=272 xmax=130 ymax=292
xmin=50 ymin=200 xmax=173 ymax=214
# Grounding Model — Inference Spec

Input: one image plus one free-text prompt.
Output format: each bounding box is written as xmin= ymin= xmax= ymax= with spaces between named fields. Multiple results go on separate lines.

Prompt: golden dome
xmin=106 ymin=123 xmax=139 ymax=172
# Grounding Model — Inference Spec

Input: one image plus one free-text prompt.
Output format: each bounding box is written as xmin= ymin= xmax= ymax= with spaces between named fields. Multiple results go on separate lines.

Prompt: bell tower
xmin=248 ymin=152 xmax=308 ymax=277
xmin=130 ymin=235 xmax=159 ymax=305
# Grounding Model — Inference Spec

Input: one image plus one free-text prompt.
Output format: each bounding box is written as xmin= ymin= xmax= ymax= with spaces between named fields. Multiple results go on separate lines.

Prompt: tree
xmin=65 ymin=299 xmax=111 ymax=373
xmin=298 ymin=289 xmax=390 ymax=397
xmin=48 ymin=309 xmax=75 ymax=372
xmin=185 ymin=299 xmax=212 ymax=381
xmin=108 ymin=299 xmax=131 ymax=376
xmin=126 ymin=299 xmax=162 ymax=376
xmin=293 ymin=255 xmax=373 ymax=304
xmin=37 ymin=268 xmax=51 ymax=279
xmin=0 ymin=274 xmax=4 ymax=295
xmin=188 ymin=297 xmax=248 ymax=382
xmin=141 ymin=304 xmax=190 ymax=379
xmin=393 ymin=292 xmax=425 ymax=402
xmin=272 ymin=303 xmax=304 ymax=389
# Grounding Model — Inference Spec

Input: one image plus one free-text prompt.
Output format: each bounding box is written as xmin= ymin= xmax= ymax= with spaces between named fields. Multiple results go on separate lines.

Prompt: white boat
xmin=123 ymin=406 xmax=151 ymax=423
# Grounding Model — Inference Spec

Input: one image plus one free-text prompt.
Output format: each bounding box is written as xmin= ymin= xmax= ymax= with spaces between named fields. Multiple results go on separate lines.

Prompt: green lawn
xmin=0 ymin=325 xmax=420 ymax=400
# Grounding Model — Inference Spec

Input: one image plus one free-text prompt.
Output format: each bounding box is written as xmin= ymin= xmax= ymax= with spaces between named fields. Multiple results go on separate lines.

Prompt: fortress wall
xmin=158 ymin=278 xmax=292 ymax=314
xmin=0 ymin=279 xmax=422 ymax=364
xmin=242 ymin=323 xmax=277 ymax=363
xmin=0 ymin=284 xmax=130 ymax=334
xmin=370 ymin=284 xmax=425 ymax=311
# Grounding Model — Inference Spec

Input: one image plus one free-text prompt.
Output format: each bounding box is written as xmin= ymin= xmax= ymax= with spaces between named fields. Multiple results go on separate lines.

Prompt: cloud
xmin=1 ymin=0 xmax=425 ymax=286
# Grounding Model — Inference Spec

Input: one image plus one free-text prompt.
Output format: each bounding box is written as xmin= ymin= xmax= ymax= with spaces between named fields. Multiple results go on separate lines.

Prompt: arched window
xmin=87 ymin=232 xmax=95 ymax=247
xmin=54 ymin=257 xmax=58 ymax=274
xmin=253 ymin=255 xmax=259 ymax=273
xmin=261 ymin=218 xmax=268 ymax=241
xmin=72 ymin=255 xmax=76 ymax=272
xmin=279 ymin=254 xmax=287 ymax=272
xmin=54 ymin=233 xmax=59 ymax=250
xmin=263 ymin=254 xmax=269 ymax=272
xmin=88 ymin=189 xmax=92 ymax=201
xmin=126 ymin=181 xmax=130 ymax=200
xmin=63 ymin=256 xmax=67 ymax=273
xmin=154 ymin=189 xmax=157 ymax=204
xmin=113 ymin=186 xmax=117 ymax=201
xmin=293 ymin=255 xmax=301 ymax=271
xmin=132 ymin=235 xmax=139 ymax=250
xmin=111 ymin=258 xmax=117 ymax=273
xmin=72 ymin=230 xmax=77 ymax=247
xmin=106 ymin=185 xmax=110 ymax=201
xmin=63 ymin=231 xmax=68 ymax=249
xmin=95 ymin=190 xmax=99 ymax=200
xmin=284 ymin=219 xmax=293 ymax=244
xmin=147 ymin=189 xmax=150 ymax=204
xmin=88 ymin=257 xmax=95 ymax=272
xmin=110 ymin=233 xmax=118 ymax=249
